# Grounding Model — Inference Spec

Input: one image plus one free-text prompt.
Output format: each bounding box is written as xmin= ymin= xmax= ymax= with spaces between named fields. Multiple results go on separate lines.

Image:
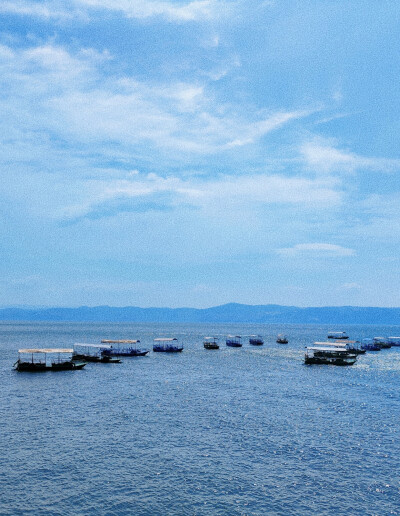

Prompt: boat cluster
xmin=13 ymin=331 xmax=399 ymax=372
xmin=304 ymin=332 xmax=400 ymax=366
xmin=13 ymin=338 xmax=183 ymax=372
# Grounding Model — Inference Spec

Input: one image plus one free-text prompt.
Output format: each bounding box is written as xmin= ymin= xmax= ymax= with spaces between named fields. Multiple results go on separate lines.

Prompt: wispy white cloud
xmin=301 ymin=137 xmax=400 ymax=174
xmin=0 ymin=0 xmax=228 ymax=22
xmin=54 ymin=171 xmax=341 ymax=221
xmin=341 ymin=282 xmax=361 ymax=290
xmin=0 ymin=0 xmax=85 ymax=20
xmin=77 ymin=0 xmax=223 ymax=21
xmin=276 ymin=243 xmax=355 ymax=257
xmin=0 ymin=42 xmax=312 ymax=156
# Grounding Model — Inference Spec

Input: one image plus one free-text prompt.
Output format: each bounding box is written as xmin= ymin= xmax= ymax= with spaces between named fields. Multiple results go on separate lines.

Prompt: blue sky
xmin=1 ymin=0 xmax=400 ymax=308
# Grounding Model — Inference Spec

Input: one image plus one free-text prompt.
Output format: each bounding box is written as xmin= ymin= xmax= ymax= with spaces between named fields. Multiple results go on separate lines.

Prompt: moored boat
xmin=14 ymin=349 xmax=86 ymax=372
xmin=327 ymin=331 xmax=349 ymax=340
xmin=203 ymin=337 xmax=219 ymax=349
xmin=249 ymin=335 xmax=264 ymax=345
xmin=304 ymin=346 xmax=357 ymax=366
xmin=373 ymin=336 xmax=391 ymax=348
xmin=373 ymin=337 xmax=392 ymax=349
xmin=276 ymin=334 xmax=288 ymax=344
xmin=153 ymin=338 xmax=183 ymax=352
xmin=73 ymin=343 xmax=121 ymax=363
xmin=226 ymin=335 xmax=242 ymax=347
xmin=387 ymin=337 xmax=400 ymax=347
xmin=361 ymin=338 xmax=381 ymax=352
xmin=334 ymin=340 xmax=365 ymax=354
xmin=101 ymin=339 xmax=149 ymax=356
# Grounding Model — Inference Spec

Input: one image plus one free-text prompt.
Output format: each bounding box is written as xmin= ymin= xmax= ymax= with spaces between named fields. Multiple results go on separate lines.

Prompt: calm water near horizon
xmin=1 ymin=321 xmax=400 ymax=515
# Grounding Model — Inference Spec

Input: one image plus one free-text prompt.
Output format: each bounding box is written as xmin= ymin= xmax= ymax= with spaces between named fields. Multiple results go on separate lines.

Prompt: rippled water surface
xmin=1 ymin=322 xmax=400 ymax=515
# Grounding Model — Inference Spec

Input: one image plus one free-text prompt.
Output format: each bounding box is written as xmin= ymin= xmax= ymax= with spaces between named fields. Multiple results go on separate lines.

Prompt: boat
xmin=387 ymin=337 xmax=400 ymax=347
xmin=100 ymin=339 xmax=149 ymax=356
xmin=335 ymin=340 xmax=365 ymax=355
xmin=226 ymin=335 xmax=242 ymax=347
xmin=73 ymin=343 xmax=121 ymax=363
xmin=304 ymin=346 xmax=357 ymax=366
xmin=153 ymin=338 xmax=183 ymax=353
xmin=249 ymin=335 xmax=264 ymax=345
xmin=276 ymin=334 xmax=288 ymax=344
xmin=373 ymin=337 xmax=392 ymax=349
xmin=327 ymin=331 xmax=349 ymax=340
xmin=360 ymin=338 xmax=381 ymax=352
xmin=203 ymin=337 xmax=219 ymax=349
xmin=14 ymin=349 xmax=87 ymax=372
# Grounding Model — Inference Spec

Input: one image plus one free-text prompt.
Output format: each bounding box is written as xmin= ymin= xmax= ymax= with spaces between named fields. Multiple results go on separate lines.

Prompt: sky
xmin=1 ymin=0 xmax=400 ymax=308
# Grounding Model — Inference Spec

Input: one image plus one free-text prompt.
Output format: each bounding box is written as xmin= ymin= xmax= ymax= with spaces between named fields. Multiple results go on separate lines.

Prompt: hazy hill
xmin=0 ymin=303 xmax=399 ymax=324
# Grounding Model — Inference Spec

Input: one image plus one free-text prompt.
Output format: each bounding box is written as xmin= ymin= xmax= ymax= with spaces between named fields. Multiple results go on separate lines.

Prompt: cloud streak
xmin=276 ymin=243 xmax=355 ymax=257
xmin=301 ymin=138 xmax=400 ymax=174
xmin=0 ymin=0 xmax=228 ymax=22
xmin=0 ymin=42 xmax=313 ymax=157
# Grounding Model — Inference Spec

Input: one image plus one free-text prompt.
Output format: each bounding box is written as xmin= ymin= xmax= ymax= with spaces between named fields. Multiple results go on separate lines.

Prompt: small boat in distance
xmin=226 ymin=335 xmax=242 ymax=347
xmin=101 ymin=340 xmax=149 ymax=356
xmin=327 ymin=331 xmax=349 ymax=340
xmin=361 ymin=338 xmax=381 ymax=352
xmin=153 ymin=338 xmax=183 ymax=353
xmin=334 ymin=340 xmax=365 ymax=355
xmin=14 ymin=349 xmax=86 ymax=372
xmin=73 ymin=343 xmax=121 ymax=363
xmin=249 ymin=335 xmax=264 ymax=345
xmin=387 ymin=337 xmax=400 ymax=347
xmin=203 ymin=337 xmax=219 ymax=350
xmin=373 ymin=337 xmax=392 ymax=349
xmin=304 ymin=346 xmax=357 ymax=366
xmin=276 ymin=334 xmax=288 ymax=344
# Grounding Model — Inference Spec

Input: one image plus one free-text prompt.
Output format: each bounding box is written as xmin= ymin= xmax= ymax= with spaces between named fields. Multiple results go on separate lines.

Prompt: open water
xmin=1 ymin=321 xmax=400 ymax=516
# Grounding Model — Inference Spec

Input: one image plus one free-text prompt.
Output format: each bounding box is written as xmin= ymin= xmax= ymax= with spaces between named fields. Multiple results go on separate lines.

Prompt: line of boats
xmin=305 ymin=333 xmax=400 ymax=366
xmin=12 ymin=332 xmax=400 ymax=371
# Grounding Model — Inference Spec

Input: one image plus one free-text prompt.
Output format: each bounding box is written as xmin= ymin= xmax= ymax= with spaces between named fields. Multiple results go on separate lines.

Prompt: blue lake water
xmin=1 ymin=321 xmax=400 ymax=515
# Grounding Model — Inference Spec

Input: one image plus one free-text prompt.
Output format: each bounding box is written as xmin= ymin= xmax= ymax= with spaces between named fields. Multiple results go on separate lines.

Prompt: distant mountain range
xmin=0 ymin=303 xmax=399 ymax=324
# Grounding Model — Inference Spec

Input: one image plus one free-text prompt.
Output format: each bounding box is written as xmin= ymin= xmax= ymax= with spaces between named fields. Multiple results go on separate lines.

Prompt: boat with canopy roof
xmin=203 ymin=337 xmax=219 ymax=349
xmin=73 ymin=343 xmax=121 ymax=363
xmin=153 ymin=338 xmax=183 ymax=352
xmin=100 ymin=340 xmax=149 ymax=356
xmin=304 ymin=345 xmax=357 ymax=366
xmin=14 ymin=349 xmax=86 ymax=372
xmin=249 ymin=335 xmax=264 ymax=345
xmin=226 ymin=335 xmax=242 ymax=347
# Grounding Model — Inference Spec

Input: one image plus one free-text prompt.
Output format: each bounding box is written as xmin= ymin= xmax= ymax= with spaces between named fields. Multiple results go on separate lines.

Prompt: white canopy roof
xmin=101 ymin=339 xmax=140 ymax=344
xmin=18 ymin=348 xmax=73 ymax=354
xmin=74 ymin=343 xmax=112 ymax=349
xmin=314 ymin=341 xmax=347 ymax=347
xmin=307 ymin=346 xmax=350 ymax=352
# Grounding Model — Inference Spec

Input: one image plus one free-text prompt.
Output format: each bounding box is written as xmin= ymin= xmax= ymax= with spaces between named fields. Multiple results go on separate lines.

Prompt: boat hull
xmin=204 ymin=343 xmax=219 ymax=349
xmin=304 ymin=356 xmax=356 ymax=366
xmin=103 ymin=350 xmax=149 ymax=357
xmin=15 ymin=360 xmax=86 ymax=372
xmin=153 ymin=346 xmax=183 ymax=353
